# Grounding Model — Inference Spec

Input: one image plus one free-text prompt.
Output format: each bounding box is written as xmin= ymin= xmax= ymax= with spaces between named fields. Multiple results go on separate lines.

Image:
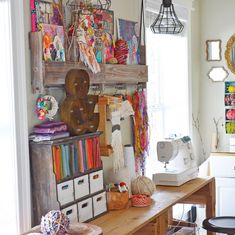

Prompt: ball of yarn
xmin=40 ymin=210 xmax=70 ymax=235
xmin=131 ymin=176 xmax=156 ymax=196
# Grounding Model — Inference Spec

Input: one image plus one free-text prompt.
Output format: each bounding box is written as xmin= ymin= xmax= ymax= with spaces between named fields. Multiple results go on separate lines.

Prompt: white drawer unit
xmin=61 ymin=204 xmax=78 ymax=223
xmin=57 ymin=180 xmax=74 ymax=206
xmin=210 ymin=155 xmax=235 ymax=177
xmin=77 ymin=197 xmax=93 ymax=222
xmin=89 ymin=170 xmax=104 ymax=194
xmin=210 ymin=153 xmax=235 ymax=216
xmin=216 ymin=177 xmax=235 ymax=216
xmin=74 ymin=175 xmax=89 ymax=200
xmin=93 ymin=191 xmax=107 ymax=217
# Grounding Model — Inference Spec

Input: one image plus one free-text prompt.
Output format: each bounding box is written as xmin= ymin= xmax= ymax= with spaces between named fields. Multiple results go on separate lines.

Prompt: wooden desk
xmin=91 ymin=177 xmax=215 ymax=235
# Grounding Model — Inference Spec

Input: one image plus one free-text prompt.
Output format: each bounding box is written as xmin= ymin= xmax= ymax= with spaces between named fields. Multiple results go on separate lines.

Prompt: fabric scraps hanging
xmin=109 ymin=98 xmax=135 ymax=173
xmin=132 ymin=89 xmax=149 ymax=175
xmin=111 ymin=110 xmax=124 ymax=172
xmin=77 ymin=10 xmax=101 ymax=73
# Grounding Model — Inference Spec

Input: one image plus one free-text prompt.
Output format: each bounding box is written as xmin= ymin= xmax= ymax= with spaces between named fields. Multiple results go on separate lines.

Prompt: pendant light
xmin=150 ymin=0 xmax=184 ymax=34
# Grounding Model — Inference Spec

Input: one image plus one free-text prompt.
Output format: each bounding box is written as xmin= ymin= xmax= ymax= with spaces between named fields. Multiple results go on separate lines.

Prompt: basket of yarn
xmin=131 ymin=176 xmax=156 ymax=196
xmin=40 ymin=210 xmax=70 ymax=235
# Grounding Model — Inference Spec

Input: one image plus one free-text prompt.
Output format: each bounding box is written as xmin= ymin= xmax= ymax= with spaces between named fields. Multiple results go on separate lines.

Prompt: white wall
xmin=191 ymin=0 xmax=203 ymax=164
xmin=196 ymin=0 xmax=235 ymax=161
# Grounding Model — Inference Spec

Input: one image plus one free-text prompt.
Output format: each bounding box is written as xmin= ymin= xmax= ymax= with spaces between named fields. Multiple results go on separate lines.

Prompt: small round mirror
xmin=225 ymin=34 xmax=235 ymax=74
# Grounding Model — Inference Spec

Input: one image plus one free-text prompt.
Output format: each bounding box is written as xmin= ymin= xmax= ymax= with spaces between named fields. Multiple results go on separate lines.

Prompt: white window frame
xmin=145 ymin=0 xmax=194 ymax=137
xmin=10 ymin=0 xmax=31 ymax=233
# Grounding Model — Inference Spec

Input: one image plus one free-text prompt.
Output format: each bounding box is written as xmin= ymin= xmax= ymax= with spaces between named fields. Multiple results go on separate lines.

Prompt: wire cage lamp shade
xmin=150 ymin=0 xmax=184 ymax=34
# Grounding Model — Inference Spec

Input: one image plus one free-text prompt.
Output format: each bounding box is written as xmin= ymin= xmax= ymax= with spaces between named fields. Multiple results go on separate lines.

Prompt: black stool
xmin=203 ymin=216 xmax=235 ymax=235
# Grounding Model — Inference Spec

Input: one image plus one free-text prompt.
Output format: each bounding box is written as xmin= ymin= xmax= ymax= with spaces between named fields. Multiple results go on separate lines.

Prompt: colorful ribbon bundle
xmin=114 ymin=39 xmax=129 ymax=64
xmin=132 ymin=89 xmax=149 ymax=175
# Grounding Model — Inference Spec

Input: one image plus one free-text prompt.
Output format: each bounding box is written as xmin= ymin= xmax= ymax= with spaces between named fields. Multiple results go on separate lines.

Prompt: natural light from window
xmin=0 ymin=1 xmax=19 ymax=234
xmin=145 ymin=28 xmax=189 ymax=178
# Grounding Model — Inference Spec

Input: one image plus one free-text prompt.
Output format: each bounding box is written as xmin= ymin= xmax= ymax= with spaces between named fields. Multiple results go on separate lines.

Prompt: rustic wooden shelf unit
xmin=30 ymin=32 xmax=148 ymax=93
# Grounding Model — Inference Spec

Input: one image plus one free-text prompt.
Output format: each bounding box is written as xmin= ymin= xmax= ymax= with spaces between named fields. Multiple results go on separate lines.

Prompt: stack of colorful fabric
xmin=29 ymin=121 xmax=69 ymax=142
xmin=52 ymin=137 xmax=102 ymax=182
xmin=114 ymin=39 xmax=129 ymax=64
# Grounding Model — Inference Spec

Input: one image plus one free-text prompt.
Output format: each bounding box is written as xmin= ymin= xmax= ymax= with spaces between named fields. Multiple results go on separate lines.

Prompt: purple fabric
xmin=34 ymin=121 xmax=68 ymax=134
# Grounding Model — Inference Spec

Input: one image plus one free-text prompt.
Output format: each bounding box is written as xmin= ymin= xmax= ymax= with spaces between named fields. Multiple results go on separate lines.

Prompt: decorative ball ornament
xmin=131 ymin=176 xmax=156 ymax=196
xmin=40 ymin=210 xmax=70 ymax=235
xmin=36 ymin=95 xmax=58 ymax=121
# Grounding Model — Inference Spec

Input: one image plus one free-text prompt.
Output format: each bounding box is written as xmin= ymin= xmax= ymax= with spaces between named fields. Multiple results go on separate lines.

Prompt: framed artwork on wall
xmin=117 ymin=18 xmax=140 ymax=65
xmin=41 ymin=24 xmax=65 ymax=62
xmin=30 ymin=0 xmax=64 ymax=32
xmin=225 ymin=82 xmax=235 ymax=106
xmin=225 ymin=82 xmax=235 ymax=134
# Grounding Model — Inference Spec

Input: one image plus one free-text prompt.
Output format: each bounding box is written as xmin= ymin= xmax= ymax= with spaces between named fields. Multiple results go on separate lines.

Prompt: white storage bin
xmin=61 ymin=204 xmax=77 ymax=223
xmin=57 ymin=180 xmax=74 ymax=206
xmin=74 ymin=174 xmax=89 ymax=200
xmin=93 ymin=191 xmax=107 ymax=217
xmin=77 ymin=197 xmax=93 ymax=222
xmin=89 ymin=170 xmax=104 ymax=194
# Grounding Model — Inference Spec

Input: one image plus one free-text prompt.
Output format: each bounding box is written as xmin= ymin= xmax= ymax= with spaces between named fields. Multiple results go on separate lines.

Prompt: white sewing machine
xmin=152 ymin=136 xmax=198 ymax=186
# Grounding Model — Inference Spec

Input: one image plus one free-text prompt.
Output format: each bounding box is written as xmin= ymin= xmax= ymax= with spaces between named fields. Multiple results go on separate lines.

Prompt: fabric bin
xmin=77 ymin=197 xmax=93 ymax=222
xmin=93 ymin=191 xmax=107 ymax=217
xmin=57 ymin=180 xmax=74 ymax=206
xmin=74 ymin=174 xmax=89 ymax=200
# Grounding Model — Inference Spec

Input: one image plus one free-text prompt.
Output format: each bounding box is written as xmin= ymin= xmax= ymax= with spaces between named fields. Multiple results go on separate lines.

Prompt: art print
xmin=31 ymin=0 xmax=63 ymax=32
xmin=93 ymin=9 xmax=114 ymax=35
xmin=117 ymin=18 xmax=140 ymax=65
xmin=41 ymin=24 xmax=65 ymax=62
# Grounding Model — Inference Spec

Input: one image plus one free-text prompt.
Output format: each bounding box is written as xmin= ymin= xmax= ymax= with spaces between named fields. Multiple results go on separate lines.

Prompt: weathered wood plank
xmin=30 ymin=144 xmax=60 ymax=226
xmin=44 ymin=62 xmax=104 ymax=86
xmin=103 ymin=64 xmax=148 ymax=84
xmin=44 ymin=63 xmax=148 ymax=87
xmin=30 ymin=32 xmax=45 ymax=93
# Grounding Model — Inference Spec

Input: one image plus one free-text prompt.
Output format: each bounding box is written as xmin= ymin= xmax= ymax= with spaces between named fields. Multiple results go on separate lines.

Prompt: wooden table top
xmin=91 ymin=177 xmax=215 ymax=235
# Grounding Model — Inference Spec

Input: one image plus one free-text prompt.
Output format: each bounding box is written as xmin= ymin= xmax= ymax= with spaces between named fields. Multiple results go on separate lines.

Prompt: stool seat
xmin=203 ymin=216 xmax=235 ymax=235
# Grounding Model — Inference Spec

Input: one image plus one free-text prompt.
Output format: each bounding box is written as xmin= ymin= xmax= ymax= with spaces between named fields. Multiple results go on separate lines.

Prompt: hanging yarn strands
xmin=76 ymin=10 xmax=101 ymax=73
xmin=132 ymin=88 xmax=149 ymax=175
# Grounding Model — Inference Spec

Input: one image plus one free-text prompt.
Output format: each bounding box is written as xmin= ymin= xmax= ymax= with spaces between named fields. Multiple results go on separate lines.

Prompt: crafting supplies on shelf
xmin=52 ymin=136 xmax=102 ymax=182
xmin=30 ymin=131 xmax=107 ymax=225
xmin=30 ymin=32 xmax=147 ymax=93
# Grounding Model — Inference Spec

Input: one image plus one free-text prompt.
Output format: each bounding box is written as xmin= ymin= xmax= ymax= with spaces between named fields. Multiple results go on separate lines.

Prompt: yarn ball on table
xmin=40 ymin=210 xmax=70 ymax=235
xmin=131 ymin=176 xmax=156 ymax=196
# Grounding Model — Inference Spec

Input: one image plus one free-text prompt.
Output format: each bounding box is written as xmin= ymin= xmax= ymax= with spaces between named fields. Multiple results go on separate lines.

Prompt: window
xmin=0 ymin=1 xmax=19 ymax=233
xmin=145 ymin=11 xmax=190 ymax=178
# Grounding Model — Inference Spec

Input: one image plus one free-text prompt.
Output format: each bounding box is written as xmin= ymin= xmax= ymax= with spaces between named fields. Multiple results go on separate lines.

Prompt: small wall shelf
xmin=30 ymin=32 xmax=148 ymax=93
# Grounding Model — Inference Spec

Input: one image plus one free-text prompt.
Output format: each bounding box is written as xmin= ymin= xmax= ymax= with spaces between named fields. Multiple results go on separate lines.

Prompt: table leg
xmin=206 ymin=179 xmax=216 ymax=235
xmin=156 ymin=210 xmax=169 ymax=235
